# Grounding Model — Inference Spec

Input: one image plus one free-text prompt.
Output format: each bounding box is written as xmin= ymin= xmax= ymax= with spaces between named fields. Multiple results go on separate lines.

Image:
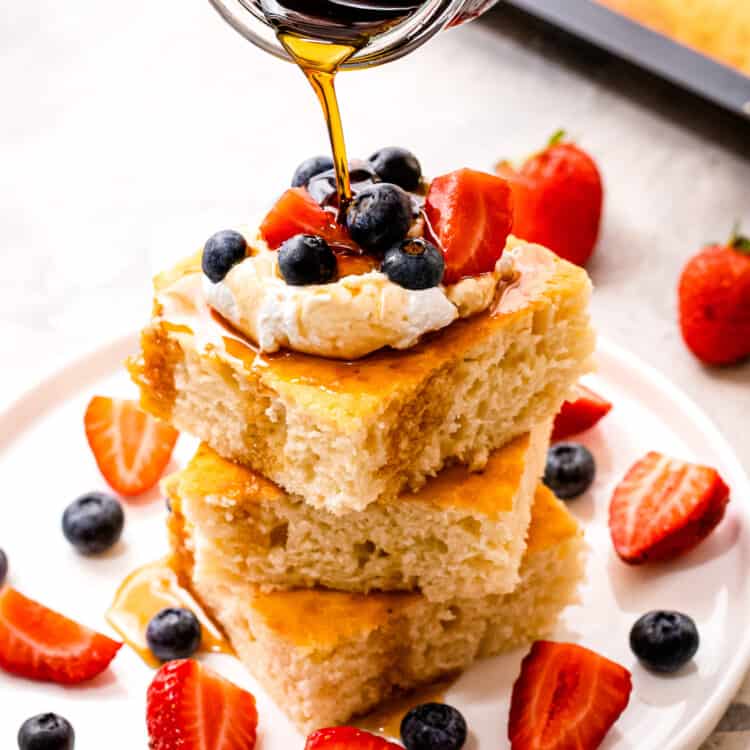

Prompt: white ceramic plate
xmin=0 ymin=335 xmax=748 ymax=750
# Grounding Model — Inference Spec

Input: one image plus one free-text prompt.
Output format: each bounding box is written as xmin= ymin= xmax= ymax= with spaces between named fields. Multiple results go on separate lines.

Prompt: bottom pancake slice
xmin=169 ymin=485 xmax=586 ymax=733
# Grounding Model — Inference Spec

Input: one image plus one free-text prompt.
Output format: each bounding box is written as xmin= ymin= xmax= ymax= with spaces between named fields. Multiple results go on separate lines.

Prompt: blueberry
xmin=62 ymin=492 xmax=124 ymax=555
xmin=308 ymin=160 xmax=378 ymax=207
xmin=630 ymin=610 xmax=699 ymax=673
xmin=146 ymin=607 xmax=202 ymax=661
xmin=382 ymin=238 xmax=444 ymax=290
xmin=346 ymin=183 xmax=412 ymax=252
xmin=543 ymin=442 xmax=595 ymax=499
xmin=291 ymin=155 xmax=334 ymax=188
xmin=401 ymin=702 xmax=467 ymax=750
xmin=0 ymin=548 xmax=7 ymax=587
xmin=368 ymin=147 xmax=422 ymax=191
xmin=202 ymin=230 xmax=247 ymax=283
xmin=278 ymin=234 xmax=337 ymax=286
xmin=18 ymin=713 xmax=75 ymax=750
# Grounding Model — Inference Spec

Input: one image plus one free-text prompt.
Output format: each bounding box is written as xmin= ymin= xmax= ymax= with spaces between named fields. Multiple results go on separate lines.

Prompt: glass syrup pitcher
xmin=207 ymin=0 xmax=500 ymax=70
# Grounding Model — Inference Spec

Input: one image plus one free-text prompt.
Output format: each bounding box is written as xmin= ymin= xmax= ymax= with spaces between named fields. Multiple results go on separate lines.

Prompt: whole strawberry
xmin=679 ymin=228 xmax=750 ymax=366
xmin=497 ymin=132 xmax=603 ymax=267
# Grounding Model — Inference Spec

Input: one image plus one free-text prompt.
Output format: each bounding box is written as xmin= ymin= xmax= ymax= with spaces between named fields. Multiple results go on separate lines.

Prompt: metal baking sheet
xmin=505 ymin=0 xmax=750 ymax=120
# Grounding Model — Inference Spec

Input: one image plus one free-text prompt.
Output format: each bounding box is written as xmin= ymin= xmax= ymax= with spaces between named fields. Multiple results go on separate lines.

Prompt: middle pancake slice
xmin=164 ymin=420 xmax=551 ymax=603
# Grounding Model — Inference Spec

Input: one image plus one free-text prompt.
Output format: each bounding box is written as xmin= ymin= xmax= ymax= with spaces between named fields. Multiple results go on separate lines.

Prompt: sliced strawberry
xmin=609 ymin=452 xmax=730 ymax=564
xmin=552 ymin=385 xmax=613 ymax=441
xmin=508 ymin=641 xmax=631 ymax=750
xmin=147 ymin=659 xmax=258 ymax=750
xmin=85 ymin=396 xmax=178 ymax=497
xmin=305 ymin=726 xmax=402 ymax=750
xmin=0 ymin=586 xmax=121 ymax=684
xmin=260 ymin=187 xmax=352 ymax=250
xmin=425 ymin=168 xmax=514 ymax=284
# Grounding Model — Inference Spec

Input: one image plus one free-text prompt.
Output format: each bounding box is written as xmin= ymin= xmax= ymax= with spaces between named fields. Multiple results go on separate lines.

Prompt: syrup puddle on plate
xmin=356 ymin=677 xmax=456 ymax=739
xmin=106 ymin=558 xmax=232 ymax=668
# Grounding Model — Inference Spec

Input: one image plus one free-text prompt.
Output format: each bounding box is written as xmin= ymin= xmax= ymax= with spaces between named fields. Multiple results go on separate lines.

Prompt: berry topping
xmin=678 ymin=228 xmax=750 ymax=366
xmin=609 ymin=452 xmax=730 ymax=564
xmin=630 ymin=610 xmax=699 ymax=674
xmin=0 ymin=548 xmax=7 ymax=587
xmin=552 ymin=384 xmax=613 ymax=442
xmin=0 ymin=586 xmax=121 ymax=684
xmin=62 ymin=492 xmax=124 ymax=555
xmin=146 ymin=607 xmax=202 ymax=662
xmin=308 ymin=160 xmax=379 ymax=207
xmin=497 ymin=132 xmax=603 ymax=267
xmin=305 ymin=726 xmax=402 ymax=749
xmin=18 ymin=713 xmax=75 ymax=750
xmin=368 ymin=146 xmax=422 ymax=191
xmin=147 ymin=659 xmax=258 ymax=750
xmin=292 ymin=155 xmax=334 ymax=188
xmin=84 ymin=396 xmax=179 ymax=497
xmin=509 ymin=641 xmax=631 ymax=750
xmin=400 ymin=702 xmax=467 ymax=750
xmin=345 ymin=183 xmax=413 ymax=252
xmin=381 ymin=238 xmax=444 ymax=290
xmin=425 ymin=168 xmax=513 ymax=284
xmin=260 ymin=187 xmax=352 ymax=250
xmin=202 ymin=230 xmax=247 ymax=284
xmin=543 ymin=442 xmax=596 ymax=499
xmin=278 ymin=234 xmax=337 ymax=286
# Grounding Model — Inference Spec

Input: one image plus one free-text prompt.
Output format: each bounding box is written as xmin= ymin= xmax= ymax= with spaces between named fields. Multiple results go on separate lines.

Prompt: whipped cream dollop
xmin=202 ymin=231 xmax=522 ymax=360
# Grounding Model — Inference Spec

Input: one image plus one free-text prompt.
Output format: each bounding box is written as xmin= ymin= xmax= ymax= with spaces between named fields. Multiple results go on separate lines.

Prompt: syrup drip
xmin=357 ymin=678 xmax=456 ymax=738
xmin=263 ymin=1 xmax=421 ymax=217
xmin=106 ymin=558 xmax=233 ymax=668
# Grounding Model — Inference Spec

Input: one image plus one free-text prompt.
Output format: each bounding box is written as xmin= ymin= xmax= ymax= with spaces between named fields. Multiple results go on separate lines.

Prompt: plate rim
xmin=597 ymin=337 xmax=750 ymax=750
xmin=0 ymin=332 xmax=748 ymax=750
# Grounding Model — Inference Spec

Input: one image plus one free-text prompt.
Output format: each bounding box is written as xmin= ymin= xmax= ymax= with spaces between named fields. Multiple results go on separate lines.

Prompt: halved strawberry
xmin=260 ymin=187 xmax=352 ymax=250
xmin=425 ymin=168 xmax=514 ymax=284
xmin=609 ymin=452 xmax=730 ymax=564
xmin=0 ymin=586 xmax=122 ymax=684
xmin=552 ymin=385 xmax=613 ymax=441
xmin=305 ymin=726 xmax=402 ymax=750
xmin=84 ymin=396 xmax=179 ymax=497
xmin=508 ymin=641 xmax=631 ymax=750
xmin=147 ymin=659 xmax=258 ymax=750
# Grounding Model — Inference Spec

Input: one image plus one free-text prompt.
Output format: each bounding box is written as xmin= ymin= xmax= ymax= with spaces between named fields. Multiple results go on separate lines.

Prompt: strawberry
xmin=0 ymin=586 xmax=121 ymax=684
xmin=609 ymin=452 xmax=730 ymax=564
xmin=552 ymin=385 xmax=612 ymax=441
xmin=260 ymin=187 xmax=352 ymax=250
xmin=508 ymin=641 xmax=631 ymax=750
xmin=147 ymin=659 xmax=258 ymax=750
xmin=425 ymin=168 xmax=514 ymax=284
xmin=84 ymin=396 xmax=179 ymax=497
xmin=497 ymin=132 xmax=603 ymax=267
xmin=678 ymin=228 xmax=750 ymax=366
xmin=305 ymin=726 xmax=403 ymax=750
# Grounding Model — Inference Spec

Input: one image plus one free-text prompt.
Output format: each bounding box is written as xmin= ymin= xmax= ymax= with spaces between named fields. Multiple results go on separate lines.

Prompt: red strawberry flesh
xmin=0 ymin=586 xmax=121 ymax=684
xmin=147 ymin=659 xmax=258 ymax=750
xmin=305 ymin=726 xmax=403 ymax=749
xmin=84 ymin=396 xmax=178 ymax=497
xmin=508 ymin=640 xmax=631 ymax=750
xmin=425 ymin=168 xmax=514 ymax=284
xmin=552 ymin=385 xmax=612 ymax=441
xmin=609 ymin=451 xmax=730 ymax=564
xmin=260 ymin=187 xmax=353 ymax=250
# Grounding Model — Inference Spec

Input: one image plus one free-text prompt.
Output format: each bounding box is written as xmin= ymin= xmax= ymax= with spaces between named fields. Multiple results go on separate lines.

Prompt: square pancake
xmin=168 ymin=484 xmax=586 ymax=733
xmin=130 ymin=240 xmax=594 ymax=513
xmin=162 ymin=420 xmax=550 ymax=603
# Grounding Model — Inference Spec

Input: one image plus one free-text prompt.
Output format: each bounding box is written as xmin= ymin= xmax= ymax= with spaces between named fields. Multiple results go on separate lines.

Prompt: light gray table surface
xmin=1 ymin=1 xmax=748 ymax=746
